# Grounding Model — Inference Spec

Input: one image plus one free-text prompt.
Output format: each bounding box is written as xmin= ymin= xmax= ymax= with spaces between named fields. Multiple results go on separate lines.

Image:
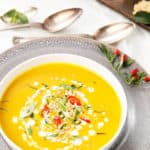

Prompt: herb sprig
xmin=98 ymin=44 xmax=150 ymax=86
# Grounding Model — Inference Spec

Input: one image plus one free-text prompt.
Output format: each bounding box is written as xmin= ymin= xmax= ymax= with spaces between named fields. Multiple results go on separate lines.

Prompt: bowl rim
xmin=0 ymin=53 xmax=127 ymax=150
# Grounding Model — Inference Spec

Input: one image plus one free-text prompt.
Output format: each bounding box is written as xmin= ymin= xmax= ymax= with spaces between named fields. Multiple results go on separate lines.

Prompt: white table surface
xmin=0 ymin=0 xmax=150 ymax=73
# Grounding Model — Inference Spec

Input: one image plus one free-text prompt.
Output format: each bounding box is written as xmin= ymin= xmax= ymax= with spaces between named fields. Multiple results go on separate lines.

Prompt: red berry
xmin=114 ymin=49 xmax=120 ymax=56
xmin=144 ymin=76 xmax=150 ymax=82
xmin=54 ymin=116 xmax=62 ymax=126
xmin=131 ymin=68 xmax=139 ymax=76
xmin=121 ymin=54 xmax=127 ymax=62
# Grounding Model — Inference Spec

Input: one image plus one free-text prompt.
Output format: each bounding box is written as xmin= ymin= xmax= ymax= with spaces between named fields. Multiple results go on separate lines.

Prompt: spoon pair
xmin=13 ymin=22 xmax=135 ymax=45
xmin=0 ymin=7 xmax=135 ymax=45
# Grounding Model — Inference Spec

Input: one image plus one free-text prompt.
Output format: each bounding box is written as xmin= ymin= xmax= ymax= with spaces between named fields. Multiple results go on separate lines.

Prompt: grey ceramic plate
xmin=0 ymin=36 xmax=149 ymax=150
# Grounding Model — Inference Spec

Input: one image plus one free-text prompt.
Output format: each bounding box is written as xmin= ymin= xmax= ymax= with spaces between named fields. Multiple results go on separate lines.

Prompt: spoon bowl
xmin=93 ymin=22 xmax=136 ymax=43
xmin=43 ymin=8 xmax=82 ymax=32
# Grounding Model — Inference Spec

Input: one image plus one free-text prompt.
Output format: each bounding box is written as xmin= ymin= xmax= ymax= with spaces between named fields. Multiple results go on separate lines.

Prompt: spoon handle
xmin=13 ymin=36 xmax=41 ymax=45
xmin=0 ymin=23 xmax=42 ymax=31
xmin=12 ymin=34 xmax=94 ymax=45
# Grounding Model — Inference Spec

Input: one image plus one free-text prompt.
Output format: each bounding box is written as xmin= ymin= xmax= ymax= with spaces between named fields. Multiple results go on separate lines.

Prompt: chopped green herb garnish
xmin=58 ymin=101 xmax=66 ymax=112
xmin=97 ymin=132 xmax=106 ymax=135
xmin=58 ymin=111 xmax=65 ymax=119
xmin=74 ymin=109 xmax=80 ymax=119
xmin=26 ymin=126 xmax=32 ymax=136
xmin=84 ymin=104 xmax=92 ymax=109
xmin=41 ymin=83 xmax=49 ymax=89
xmin=20 ymin=101 xmax=37 ymax=119
xmin=46 ymin=133 xmax=59 ymax=138
xmin=74 ymin=120 xmax=81 ymax=125
xmin=27 ymin=84 xmax=38 ymax=90
xmin=60 ymin=83 xmax=83 ymax=90
xmin=59 ymin=123 xmax=67 ymax=129
xmin=62 ymin=96 xmax=68 ymax=105
xmin=71 ymin=135 xmax=82 ymax=139
xmin=46 ymin=96 xmax=51 ymax=104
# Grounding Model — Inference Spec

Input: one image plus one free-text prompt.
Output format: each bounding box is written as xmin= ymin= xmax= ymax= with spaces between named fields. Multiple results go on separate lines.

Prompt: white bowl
xmin=0 ymin=54 xmax=127 ymax=150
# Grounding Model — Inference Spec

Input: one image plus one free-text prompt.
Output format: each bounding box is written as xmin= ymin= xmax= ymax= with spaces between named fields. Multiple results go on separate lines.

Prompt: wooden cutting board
xmin=98 ymin=0 xmax=150 ymax=31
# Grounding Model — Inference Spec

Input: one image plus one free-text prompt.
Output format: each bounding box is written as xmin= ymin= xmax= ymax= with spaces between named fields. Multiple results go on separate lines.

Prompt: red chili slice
xmin=80 ymin=117 xmax=91 ymax=123
xmin=41 ymin=104 xmax=50 ymax=117
xmin=54 ymin=116 xmax=62 ymax=126
xmin=68 ymin=96 xmax=81 ymax=106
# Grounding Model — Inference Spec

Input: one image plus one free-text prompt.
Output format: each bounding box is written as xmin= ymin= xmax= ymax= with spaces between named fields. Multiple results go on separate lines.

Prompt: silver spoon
xmin=0 ymin=6 xmax=38 ymax=24
xmin=12 ymin=22 xmax=135 ymax=45
xmin=81 ymin=22 xmax=136 ymax=43
xmin=0 ymin=8 xmax=83 ymax=32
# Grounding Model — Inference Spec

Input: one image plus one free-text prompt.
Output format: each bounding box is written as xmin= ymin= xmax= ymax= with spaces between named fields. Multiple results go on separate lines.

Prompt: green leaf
xmin=133 ymin=11 xmax=150 ymax=25
xmin=2 ymin=9 xmax=29 ymax=24
xmin=18 ymin=13 xmax=28 ymax=24
xmin=4 ymin=9 xmax=17 ymax=17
